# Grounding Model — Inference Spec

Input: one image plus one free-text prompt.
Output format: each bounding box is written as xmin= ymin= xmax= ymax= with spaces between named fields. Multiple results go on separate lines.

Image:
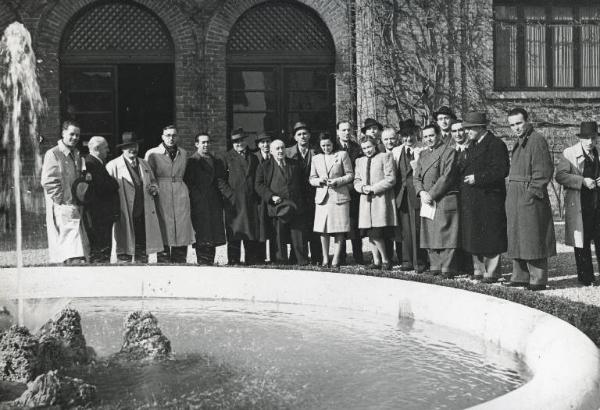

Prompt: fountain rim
xmin=1 ymin=265 xmax=599 ymax=410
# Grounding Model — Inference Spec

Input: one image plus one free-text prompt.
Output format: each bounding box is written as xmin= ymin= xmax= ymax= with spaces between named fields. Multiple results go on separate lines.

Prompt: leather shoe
xmin=527 ymin=284 xmax=547 ymax=291
xmin=503 ymin=281 xmax=528 ymax=288
xmin=578 ymin=278 xmax=595 ymax=287
xmin=473 ymin=274 xmax=484 ymax=281
xmin=382 ymin=262 xmax=394 ymax=271
xmin=441 ymin=272 xmax=456 ymax=279
xmin=415 ymin=265 xmax=426 ymax=273
xmin=367 ymin=263 xmax=382 ymax=270
xmin=400 ymin=264 xmax=414 ymax=272
xmin=428 ymin=270 xmax=441 ymax=276
xmin=481 ymin=277 xmax=498 ymax=284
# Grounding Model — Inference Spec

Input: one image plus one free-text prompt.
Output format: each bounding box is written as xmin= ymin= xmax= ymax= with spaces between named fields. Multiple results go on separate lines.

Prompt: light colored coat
xmin=106 ymin=155 xmax=164 ymax=255
xmin=555 ymin=143 xmax=588 ymax=248
xmin=309 ymin=151 xmax=354 ymax=205
xmin=144 ymin=145 xmax=194 ymax=247
xmin=41 ymin=141 xmax=89 ymax=263
xmin=354 ymin=152 xmax=397 ymax=229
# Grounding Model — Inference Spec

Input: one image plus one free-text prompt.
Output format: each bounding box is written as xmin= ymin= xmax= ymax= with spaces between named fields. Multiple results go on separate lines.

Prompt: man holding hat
xmin=286 ymin=122 xmax=322 ymax=264
xmin=254 ymin=132 xmax=277 ymax=262
xmin=434 ymin=106 xmax=457 ymax=145
xmin=145 ymin=125 xmax=194 ymax=263
xmin=106 ymin=131 xmax=164 ymax=263
xmin=217 ymin=128 xmax=263 ymax=265
xmin=556 ymin=121 xmax=600 ymax=286
xmin=460 ymin=112 xmax=509 ymax=282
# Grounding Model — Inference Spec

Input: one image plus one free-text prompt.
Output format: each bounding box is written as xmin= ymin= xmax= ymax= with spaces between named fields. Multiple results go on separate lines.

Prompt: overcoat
xmin=41 ymin=141 xmax=89 ymax=263
xmin=144 ymin=144 xmax=194 ymax=247
xmin=254 ymin=157 xmax=305 ymax=212
xmin=460 ymin=132 xmax=510 ymax=254
xmin=414 ymin=141 xmax=459 ymax=249
xmin=105 ymin=155 xmax=164 ymax=255
xmin=506 ymin=126 xmax=556 ymax=259
xmin=353 ymin=152 xmax=397 ymax=229
xmin=217 ymin=149 xmax=261 ymax=241
xmin=555 ymin=143 xmax=588 ymax=248
xmin=254 ymin=151 xmax=274 ymax=242
xmin=83 ymin=154 xmax=120 ymax=240
xmin=339 ymin=140 xmax=363 ymax=236
xmin=183 ymin=152 xmax=226 ymax=246
xmin=285 ymin=144 xmax=317 ymax=217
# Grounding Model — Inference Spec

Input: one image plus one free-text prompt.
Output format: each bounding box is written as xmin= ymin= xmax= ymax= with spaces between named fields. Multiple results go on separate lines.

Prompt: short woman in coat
xmin=309 ymin=132 xmax=354 ymax=267
xmin=354 ymin=136 xmax=398 ymax=270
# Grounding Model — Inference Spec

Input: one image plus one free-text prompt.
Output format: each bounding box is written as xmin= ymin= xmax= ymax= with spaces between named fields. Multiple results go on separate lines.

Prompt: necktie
xmin=131 ymin=159 xmax=138 ymax=168
xmin=406 ymin=148 xmax=412 ymax=160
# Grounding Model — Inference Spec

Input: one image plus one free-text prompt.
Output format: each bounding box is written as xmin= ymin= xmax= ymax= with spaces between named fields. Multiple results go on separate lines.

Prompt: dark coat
xmin=506 ymin=126 xmax=556 ymax=259
xmin=84 ymin=155 xmax=120 ymax=230
xmin=459 ymin=132 xmax=510 ymax=254
xmin=217 ymin=149 xmax=261 ymax=241
xmin=285 ymin=144 xmax=317 ymax=212
xmin=254 ymin=151 xmax=274 ymax=241
xmin=339 ymin=140 xmax=363 ymax=231
xmin=183 ymin=153 xmax=226 ymax=246
xmin=414 ymin=141 xmax=459 ymax=249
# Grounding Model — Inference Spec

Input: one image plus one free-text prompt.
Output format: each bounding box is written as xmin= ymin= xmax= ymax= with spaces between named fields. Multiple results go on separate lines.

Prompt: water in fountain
xmin=0 ymin=22 xmax=46 ymax=325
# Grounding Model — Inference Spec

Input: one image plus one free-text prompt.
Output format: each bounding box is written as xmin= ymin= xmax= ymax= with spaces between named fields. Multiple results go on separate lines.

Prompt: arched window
xmin=227 ymin=0 xmax=336 ymax=147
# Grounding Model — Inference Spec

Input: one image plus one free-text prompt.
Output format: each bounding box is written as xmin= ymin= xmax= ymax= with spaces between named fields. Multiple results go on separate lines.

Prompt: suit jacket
xmin=309 ymin=151 xmax=354 ymax=205
xmin=255 ymin=157 xmax=304 ymax=210
xmin=217 ymin=149 xmax=261 ymax=241
xmin=84 ymin=154 xmax=120 ymax=228
xmin=392 ymin=145 xmax=419 ymax=210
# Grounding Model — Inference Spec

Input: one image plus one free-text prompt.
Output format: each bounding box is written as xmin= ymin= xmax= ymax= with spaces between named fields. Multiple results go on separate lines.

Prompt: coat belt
xmin=158 ymin=177 xmax=183 ymax=182
xmin=508 ymin=175 xmax=530 ymax=182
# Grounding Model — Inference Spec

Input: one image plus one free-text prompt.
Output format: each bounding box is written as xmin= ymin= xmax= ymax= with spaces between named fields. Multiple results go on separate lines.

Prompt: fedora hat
xmin=361 ymin=118 xmax=383 ymax=134
xmin=267 ymin=199 xmax=297 ymax=224
xmin=255 ymin=132 xmax=273 ymax=143
xmin=577 ymin=121 xmax=598 ymax=138
xmin=292 ymin=121 xmax=310 ymax=134
xmin=230 ymin=127 xmax=246 ymax=142
xmin=399 ymin=119 xmax=418 ymax=135
xmin=433 ymin=106 xmax=456 ymax=120
xmin=71 ymin=176 xmax=91 ymax=206
xmin=462 ymin=112 xmax=488 ymax=128
xmin=117 ymin=131 xmax=143 ymax=149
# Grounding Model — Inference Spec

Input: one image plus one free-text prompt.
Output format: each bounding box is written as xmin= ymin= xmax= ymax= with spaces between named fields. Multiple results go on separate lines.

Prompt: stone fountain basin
xmin=1 ymin=266 xmax=599 ymax=410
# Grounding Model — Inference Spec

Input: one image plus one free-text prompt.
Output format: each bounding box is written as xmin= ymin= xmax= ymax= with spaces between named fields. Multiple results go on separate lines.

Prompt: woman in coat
xmin=414 ymin=123 xmax=459 ymax=278
xmin=309 ymin=132 xmax=354 ymax=267
xmin=354 ymin=136 xmax=397 ymax=270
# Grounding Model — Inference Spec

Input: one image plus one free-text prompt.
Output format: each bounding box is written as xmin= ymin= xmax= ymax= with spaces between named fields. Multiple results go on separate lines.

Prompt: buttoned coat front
xmin=144 ymin=145 xmax=194 ymax=247
xmin=555 ymin=143 xmax=588 ymax=248
xmin=506 ymin=127 xmax=556 ymax=259
xmin=41 ymin=141 xmax=89 ymax=263
xmin=105 ymin=155 xmax=164 ymax=255
xmin=353 ymin=152 xmax=397 ymax=229
xmin=414 ymin=142 xmax=459 ymax=249
xmin=217 ymin=149 xmax=261 ymax=241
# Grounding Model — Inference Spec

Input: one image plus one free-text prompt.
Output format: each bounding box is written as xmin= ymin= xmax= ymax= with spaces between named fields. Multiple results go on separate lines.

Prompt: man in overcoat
xmin=555 ymin=121 xmax=600 ymax=286
xmin=145 ymin=125 xmax=194 ymax=263
xmin=84 ymin=136 xmax=119 ymax=263
xmin=254 ymin=133 xmax=276 ymax=263
xmin=218 ymin=128 xmax=263 ymax=265
xmin=337 ymin=120 xmax=365 ymax=265
xmin=106 ymin=132 xmax=164 ymax=263
xmin=256 ymin=139 xmax=308 ymax=265
xmin=41 ymin=120 xmax=89 ymax=264
xmin=392 ymin=119 xmax=427 ymax=272
xmin=183 ymin=133 xmax=227 ymax=265
xmin=286 ymin=122 xmax=321 ymax=265
xmin=460 ymin=113 xmax=510 ymax=283
xmin=505 ymin=108 xmax=556 ymax=290
xmin=414 ymin=124 xmax=459 ymax=277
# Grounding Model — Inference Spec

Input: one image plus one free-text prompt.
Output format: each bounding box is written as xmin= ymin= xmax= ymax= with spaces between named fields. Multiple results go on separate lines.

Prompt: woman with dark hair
xmin=309 ymin=132 xmax=354 ymax=267
xmin=354 ymin=135 xmax=398 ymax=270
xmin=414 ymin=123 xmax=460 ymax=278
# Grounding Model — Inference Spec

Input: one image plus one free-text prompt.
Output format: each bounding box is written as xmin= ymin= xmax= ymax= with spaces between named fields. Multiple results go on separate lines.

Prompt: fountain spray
xmin=0 ymin=22 xmax=46 ymax=325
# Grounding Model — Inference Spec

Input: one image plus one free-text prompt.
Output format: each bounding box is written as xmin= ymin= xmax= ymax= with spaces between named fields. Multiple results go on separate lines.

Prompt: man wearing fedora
xmin=106 ymin=132 xmax=164 ymax=263
xmin=556 ymin=121 xmax=600 ymax=286
xmin=254 ymin=132 xmax=277 ymax=263
xmin=286 ymin=122 xmax=322 ymax=265
xmin=145 ymin=125 xmax=194 ymax=263
xmin=337 ymin=120 xmax=365 ymax=265
xmin=256 ymin=139 xmax=308 ymax=265
xmin=505 ymin=108 xmax=556 ymax=291
xmin=460 ymin=112 xmax=510 ymax=282
xmin=217 ymin=128 xmax=263 ymax=265
xmin=434 ymin=106 xmax=457 ymax=145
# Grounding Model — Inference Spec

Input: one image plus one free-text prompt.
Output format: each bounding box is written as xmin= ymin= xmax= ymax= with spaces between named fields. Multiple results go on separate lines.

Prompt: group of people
xmin=40 ymin=105 xmax=600 ymax=291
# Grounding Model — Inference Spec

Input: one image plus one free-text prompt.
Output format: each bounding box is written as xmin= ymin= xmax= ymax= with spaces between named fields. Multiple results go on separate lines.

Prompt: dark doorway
xmin=60 ymin=63 xmax=174 ymax=157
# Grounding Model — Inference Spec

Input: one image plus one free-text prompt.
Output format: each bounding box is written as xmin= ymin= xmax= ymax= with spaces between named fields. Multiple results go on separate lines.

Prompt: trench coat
xmin=555 ymin=143 xmax=589 ymax=248
xmin=217 ymin=149 xmax=261 ymax=241
xmin=41 ymin=141 xmax=89 ymax=263
xmin=414 ymin=142 xmax=459 ymax=249
xmin=506 ymin=126 xmax=556 ymax=260
xmin=144 ymin=145 xmax=194 ymax=247
xmin=254 ymin=151 xmax=274 ymax=242
xmin=183 ymin=153 xmax=226 ymax=246
xmin=353 ymin=152 xmax=397 ymax=229
xmin=105 ymin=155 xmax=164 ymax=255
xmin=460 ymin=132 xmax=510 ymax=254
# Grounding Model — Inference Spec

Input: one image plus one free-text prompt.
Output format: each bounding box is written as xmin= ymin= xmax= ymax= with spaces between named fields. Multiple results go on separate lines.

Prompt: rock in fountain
xmin=115 ymin=311 xmax=171 ymax=361
xmin=0 ymin=326 xmax=40 ymax=383
xmin=12 ymin=370 xmax=96 ymax=408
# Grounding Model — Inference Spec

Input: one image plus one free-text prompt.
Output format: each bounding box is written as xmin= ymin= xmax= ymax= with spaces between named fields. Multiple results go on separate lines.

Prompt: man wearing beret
xmin=556 ymin=121 xmax=600 ymax=286
xmin=286 ymin=122 xmax=322 ymax=265
xmin=460 ymin=112 xmax=510 ymax=283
